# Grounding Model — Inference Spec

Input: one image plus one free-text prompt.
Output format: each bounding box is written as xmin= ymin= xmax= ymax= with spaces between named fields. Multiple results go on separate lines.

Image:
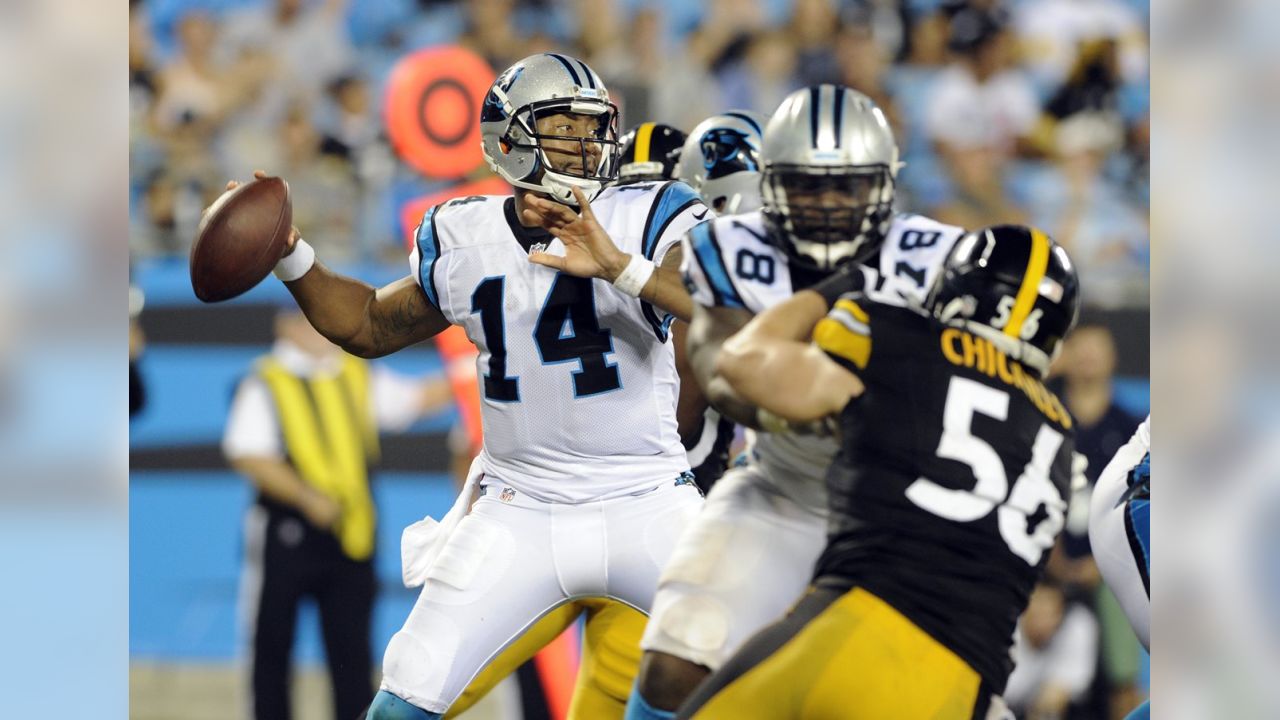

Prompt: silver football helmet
xmin=677 ymin=110 xmax=765 ymax=216
xmin=761 ymin=85 xmax=901 ymax=271
xmin=480 ymin=53 xmax=620 ymax=205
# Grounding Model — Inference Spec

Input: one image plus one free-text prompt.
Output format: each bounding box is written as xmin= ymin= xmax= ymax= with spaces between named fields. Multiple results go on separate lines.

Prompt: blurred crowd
xmin=129 ymin=0 xmax=1149 ymax=308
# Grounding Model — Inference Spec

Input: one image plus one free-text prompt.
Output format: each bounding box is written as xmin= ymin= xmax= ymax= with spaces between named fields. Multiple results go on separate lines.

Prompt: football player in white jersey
xmin=624 ymin=85 xmax=969 ymax=720
xmin=1089 ymin=417 xmax=1150 ymax=720
xmin=672 ymin=110 xmax=767 ymax=492
xmin=229 ymin=53 xmax=711 ymax=720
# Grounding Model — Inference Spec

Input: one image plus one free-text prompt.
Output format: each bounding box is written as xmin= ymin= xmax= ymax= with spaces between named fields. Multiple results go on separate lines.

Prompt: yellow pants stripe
xmin=692 ymin=588 xmax=984 ymax=720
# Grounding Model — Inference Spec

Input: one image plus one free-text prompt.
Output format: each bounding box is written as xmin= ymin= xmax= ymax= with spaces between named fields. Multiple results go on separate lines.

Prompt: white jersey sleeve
xmin=863 ymin=213 xmax=968 ymax=309
xmin=405 ymin=187 xmax=709 ymax=503
xmin=680 ymin=211 xmax=795 ymax=313
xmin=604 ymin=180 xmax=709 ymax=340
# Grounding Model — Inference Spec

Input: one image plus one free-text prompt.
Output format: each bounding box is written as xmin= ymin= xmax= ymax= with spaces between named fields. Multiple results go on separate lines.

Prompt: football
xmin=190 ymin=176 xmax=293 ymax=303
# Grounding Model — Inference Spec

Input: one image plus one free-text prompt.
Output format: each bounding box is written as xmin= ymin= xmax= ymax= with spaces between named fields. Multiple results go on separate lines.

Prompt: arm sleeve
xmin=409 ymin=204 xmax=446 ymax=310
xmin=645 ymin=181 xmax=710 ymax=265
xmin=810 ymin=263 xmax=873 ymax=308
xmin=681 ymin=220 xmax=746 ymax=309
xmin=812 ymin=296 xmax=873 ymax=373
xmin=222 ymin=377 xmax=284 ymax=460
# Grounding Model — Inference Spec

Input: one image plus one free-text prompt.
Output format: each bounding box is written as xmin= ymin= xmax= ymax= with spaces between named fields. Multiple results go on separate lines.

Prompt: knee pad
xmin=381 ymin=607 xmax=461 ymax=712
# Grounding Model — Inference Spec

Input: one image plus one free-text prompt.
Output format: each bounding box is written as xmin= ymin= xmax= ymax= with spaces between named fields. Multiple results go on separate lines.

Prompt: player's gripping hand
xmin=521 ymin=185 xmax=628 ymax=282
xmin=214 ymin=169 xmax=301 ymax=255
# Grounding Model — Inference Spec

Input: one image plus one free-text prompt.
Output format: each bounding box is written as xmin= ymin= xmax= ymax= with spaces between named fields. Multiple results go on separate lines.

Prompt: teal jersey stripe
xmin=643 ymin=181 xmax=703 ymax=260
xmin=415 ymin=205 xmax=443 ymax=309
xmin=688 ymin=222 xmax=744 ymax=308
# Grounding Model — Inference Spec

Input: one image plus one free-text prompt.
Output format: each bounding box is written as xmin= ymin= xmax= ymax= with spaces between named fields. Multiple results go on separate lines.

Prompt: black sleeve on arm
xmin=810 ymin=263 xmax=868 ymax=308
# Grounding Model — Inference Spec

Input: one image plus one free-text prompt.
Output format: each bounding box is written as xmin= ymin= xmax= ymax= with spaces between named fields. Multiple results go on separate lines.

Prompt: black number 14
xmin=471 ymin=274 xmax=622 ymax=401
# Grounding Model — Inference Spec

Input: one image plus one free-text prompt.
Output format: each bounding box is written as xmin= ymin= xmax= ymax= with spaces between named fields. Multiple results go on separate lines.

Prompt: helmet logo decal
xmin=699 ymin=128 xmax=760 ymax=178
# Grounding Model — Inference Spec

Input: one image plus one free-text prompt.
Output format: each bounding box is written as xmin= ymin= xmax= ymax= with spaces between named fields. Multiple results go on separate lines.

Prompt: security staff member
xmin=224 ymin=308 xmax=449 ymax=720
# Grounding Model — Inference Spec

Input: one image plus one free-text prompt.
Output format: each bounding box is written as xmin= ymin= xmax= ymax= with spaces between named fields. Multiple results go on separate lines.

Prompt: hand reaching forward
xmin=521 ymin=186 xmax=628 ymax=281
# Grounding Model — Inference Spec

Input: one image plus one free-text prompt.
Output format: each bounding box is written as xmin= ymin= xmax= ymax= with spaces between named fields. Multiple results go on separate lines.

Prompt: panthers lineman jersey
xmin=813 ymin=297 xmax=1075 ymax=692
xmin=681 ymin=211 xmax=965 ymax=510
xmin=409 ymin=181 xmax=709 ymax=502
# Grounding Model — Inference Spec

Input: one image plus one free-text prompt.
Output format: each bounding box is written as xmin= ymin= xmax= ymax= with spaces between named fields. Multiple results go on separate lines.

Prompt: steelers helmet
xmin=677 ymin=111 xmax=765 ymax=215
xmin=480 ymin=53 xmax=620 ymax=205
xmin=618 ymin=122 xmax=687 ymax=184
xmin=761 ymin=85 xmax=900 ymax=271
xmin=926 ymin=224 xmax=1081 ymax=376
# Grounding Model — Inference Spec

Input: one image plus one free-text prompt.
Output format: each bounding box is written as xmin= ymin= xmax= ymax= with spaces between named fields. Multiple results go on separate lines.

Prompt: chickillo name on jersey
xmin=938 ymin=327 xmax=1073 ymax=429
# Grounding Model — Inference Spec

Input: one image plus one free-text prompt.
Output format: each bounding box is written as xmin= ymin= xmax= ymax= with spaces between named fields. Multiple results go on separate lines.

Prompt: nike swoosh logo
xmin=693 ymin=209 xmax=709 ymax=220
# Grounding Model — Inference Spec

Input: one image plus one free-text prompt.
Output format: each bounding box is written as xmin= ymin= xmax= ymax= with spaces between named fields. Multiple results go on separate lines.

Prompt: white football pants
xmin=379 ymin=477 xmax=702 ymax=713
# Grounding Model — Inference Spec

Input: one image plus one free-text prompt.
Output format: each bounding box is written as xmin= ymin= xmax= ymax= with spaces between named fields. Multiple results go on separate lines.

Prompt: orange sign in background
xmin=384 ymin=45 xmax=496 ymax=180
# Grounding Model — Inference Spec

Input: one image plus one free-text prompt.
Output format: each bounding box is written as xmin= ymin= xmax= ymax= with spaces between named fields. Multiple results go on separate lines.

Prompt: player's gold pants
xmin=680 ymin=586 xmax=997 ymax=720
xmin=446 ymin=597 xmax=647 ymax=719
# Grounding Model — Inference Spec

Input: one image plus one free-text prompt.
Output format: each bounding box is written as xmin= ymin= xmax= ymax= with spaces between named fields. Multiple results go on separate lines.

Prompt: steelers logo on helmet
xmin=925 ymin=224 xmax=1081 ymax=377
xmin=760 ymin=85 xmax=901 ymax=272
xmin=618 ymin=122 xmax=688 ymax=184
xmin=677 ymin=110 xmax=766 ymax=216
xmin=480 ymin=53 xmax=621 ymax=206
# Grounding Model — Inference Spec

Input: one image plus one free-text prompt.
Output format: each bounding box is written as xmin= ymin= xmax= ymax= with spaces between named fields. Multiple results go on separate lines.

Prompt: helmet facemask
xmin=505 ymin=98 xmax=620 ymax=205
xmin=762 ymin=164 xmax=894 ymax=272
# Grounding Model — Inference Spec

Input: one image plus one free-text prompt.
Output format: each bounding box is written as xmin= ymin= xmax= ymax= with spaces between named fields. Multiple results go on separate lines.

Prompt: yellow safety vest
xmin=257 ymin=354 xmax=381 ymax=561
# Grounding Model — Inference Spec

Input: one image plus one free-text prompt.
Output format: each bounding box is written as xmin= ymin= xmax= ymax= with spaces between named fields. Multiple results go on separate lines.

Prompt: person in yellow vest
xmin=224 ymin=307 xmax=451 ymax=720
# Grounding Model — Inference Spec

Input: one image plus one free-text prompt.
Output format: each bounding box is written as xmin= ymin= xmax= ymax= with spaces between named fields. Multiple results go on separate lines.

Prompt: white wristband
xmin=273 ymin=238 xmax=316 ymax=282
xmin=611 ymin=254 xmax=655 ymax=298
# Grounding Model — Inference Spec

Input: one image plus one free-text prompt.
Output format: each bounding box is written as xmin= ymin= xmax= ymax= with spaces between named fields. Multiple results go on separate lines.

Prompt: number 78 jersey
xmin=680 ymin=210 xmax=965 ymax=510
xmin=409 ymin=183 xmax=708 ymax=503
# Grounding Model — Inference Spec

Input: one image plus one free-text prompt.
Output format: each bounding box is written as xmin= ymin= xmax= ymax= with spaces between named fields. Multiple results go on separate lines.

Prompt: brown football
xmin=190 ymin=176 xmax=292 ymax=303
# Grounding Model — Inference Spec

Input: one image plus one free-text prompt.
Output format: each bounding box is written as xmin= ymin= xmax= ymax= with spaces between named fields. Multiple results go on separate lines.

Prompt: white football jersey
xmin=681 ymin=211 xmax=966 ymax=510
xmin=410 ymin=181 xmax=710 ymax=503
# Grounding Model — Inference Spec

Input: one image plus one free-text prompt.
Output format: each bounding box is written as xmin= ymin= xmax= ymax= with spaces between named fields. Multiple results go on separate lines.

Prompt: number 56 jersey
xmin=408 ymin=182 xmax=708 ymax=503
xmin=814 ymin=298 xmax=1076 ymax=693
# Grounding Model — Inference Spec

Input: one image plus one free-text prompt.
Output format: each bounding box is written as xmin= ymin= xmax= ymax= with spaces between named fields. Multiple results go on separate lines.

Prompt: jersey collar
xmin=504 ymin=197 xmax=557 ymax=255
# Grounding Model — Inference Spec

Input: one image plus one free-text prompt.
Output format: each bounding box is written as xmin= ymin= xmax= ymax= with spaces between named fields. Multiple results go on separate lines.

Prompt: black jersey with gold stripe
xmin=812 ymin=296 xmax=1075 ymax=693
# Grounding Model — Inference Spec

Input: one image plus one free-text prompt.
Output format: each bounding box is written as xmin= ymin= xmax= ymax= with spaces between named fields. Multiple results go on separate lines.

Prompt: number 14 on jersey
xmin=471 ymin=274 xmax=622 ymax=401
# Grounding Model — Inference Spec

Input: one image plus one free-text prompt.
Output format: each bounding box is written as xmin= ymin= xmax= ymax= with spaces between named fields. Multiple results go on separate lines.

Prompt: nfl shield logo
xmin=500 ymin=487 xmax=516 ymax=503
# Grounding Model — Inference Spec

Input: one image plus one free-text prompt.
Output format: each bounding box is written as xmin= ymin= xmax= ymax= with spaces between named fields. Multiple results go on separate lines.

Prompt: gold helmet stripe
xmin=633 ymin=122 xmax=656 ymax=164
xmin=1004 ymin=228 xmax=1051 ymax=339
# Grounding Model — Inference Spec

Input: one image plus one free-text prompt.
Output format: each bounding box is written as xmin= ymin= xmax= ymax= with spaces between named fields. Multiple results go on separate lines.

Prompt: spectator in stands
xmin=1005 ymin=582 xmax=1101 ymax=719
xmin=716 ymin=29 xmax=798 ymax=116
xmin=1046 ymin=323 xmax=1141 ymax=589
xmin=1055 ymin=324 xmax=1142 ymax=491
xmin=457 ymin=0 xmax=531 ymax=76
xmin=1013 ymin=0 xmax=1147 ymax=97
xmin=923 ymin=6 xmax=1037 ymax=227
xmin=153 ymin=12 xmax=229 ymax=137
xmin=1027 ymin=117 xmax=1150 ymax=307
xmin=275 ymin=103 xmax=362 ymax=261
xmin=320 ymin=74 xmax=380 ymax=167
xmin=787 ymin=0 xmax=842 ymax=86
xmin=225 ymin=307 xmax=450 ymax=720
xmin=835 ymin=21 xmax=902 ymax=139
xmin=221 ymin=0 xmax=355 ymax=112
xmin=652 ymin=0 xmax=757 ymax=129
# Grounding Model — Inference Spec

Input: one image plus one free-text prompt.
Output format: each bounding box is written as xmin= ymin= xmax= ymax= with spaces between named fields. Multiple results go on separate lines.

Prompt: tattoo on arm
xmin=368 ymin=280 xmax=447 ymax=356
